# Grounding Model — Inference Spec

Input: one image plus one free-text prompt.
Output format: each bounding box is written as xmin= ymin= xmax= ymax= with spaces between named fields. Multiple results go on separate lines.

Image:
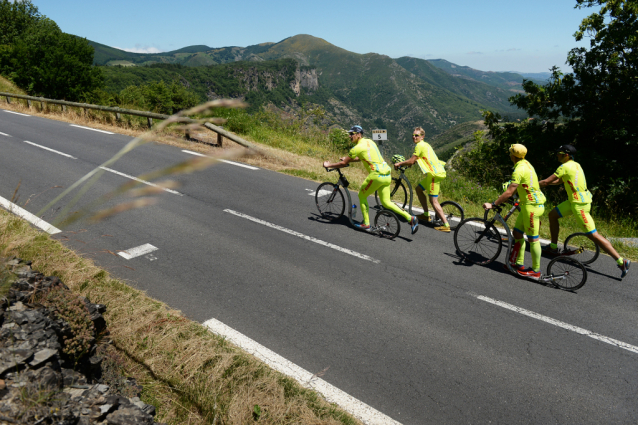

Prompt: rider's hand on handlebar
xmin=482 ymin=202 xmax=493 ymax=210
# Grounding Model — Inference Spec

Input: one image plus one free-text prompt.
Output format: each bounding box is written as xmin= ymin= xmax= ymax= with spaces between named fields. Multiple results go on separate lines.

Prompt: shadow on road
xmin=308 ymin=213 xmax=415 ymax=242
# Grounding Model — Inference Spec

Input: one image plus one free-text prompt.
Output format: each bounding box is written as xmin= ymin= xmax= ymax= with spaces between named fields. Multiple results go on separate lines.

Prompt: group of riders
xmin=323 ymin=125 xmax=631 ymax=281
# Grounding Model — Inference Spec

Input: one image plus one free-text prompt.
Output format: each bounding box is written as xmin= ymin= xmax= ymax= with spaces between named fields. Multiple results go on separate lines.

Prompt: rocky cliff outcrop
xmin=213 ymin=64 xmax=319 ymax=98
xmin=291 ymin=68 xmax=319 ymax=95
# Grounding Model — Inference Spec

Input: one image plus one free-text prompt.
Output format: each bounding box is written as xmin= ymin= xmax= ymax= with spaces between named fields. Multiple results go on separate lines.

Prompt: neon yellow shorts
xmin=417 ymin=174 xmax=445 ymax=197
xmin=513 ymin=203 xmax=545 ymax=241
xmin=555 ymin=201 xmax=596 ymax=234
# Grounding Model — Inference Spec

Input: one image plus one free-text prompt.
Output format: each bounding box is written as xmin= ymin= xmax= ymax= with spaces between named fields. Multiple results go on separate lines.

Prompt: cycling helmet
xmin=508 ymin=144 xmax=527 ymax=158
xmin=347 ymin=125 xmax=363 ymax=134
xmin=556 ymin=144 xmax=576 ymax=155
xmin=392 ymin=154 xmax=406 ymax=163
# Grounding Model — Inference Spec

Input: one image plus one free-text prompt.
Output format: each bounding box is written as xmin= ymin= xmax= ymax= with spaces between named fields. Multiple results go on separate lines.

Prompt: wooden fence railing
xmin=0 ymin=92 xmax=254 ymax=149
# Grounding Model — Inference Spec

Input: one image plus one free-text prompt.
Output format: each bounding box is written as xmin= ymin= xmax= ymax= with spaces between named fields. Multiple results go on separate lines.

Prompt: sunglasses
xmin=412 ymin=134 xmax=421 ymax=137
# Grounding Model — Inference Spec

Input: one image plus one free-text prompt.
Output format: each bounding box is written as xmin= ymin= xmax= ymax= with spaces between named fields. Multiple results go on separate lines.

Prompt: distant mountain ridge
xmin=425 ymin=59 xmax=547 ymax=90
xmin=92 ymin=35 xmax=529 ymax=151
xmin=509 ymin=71 xmax=552 ymax=81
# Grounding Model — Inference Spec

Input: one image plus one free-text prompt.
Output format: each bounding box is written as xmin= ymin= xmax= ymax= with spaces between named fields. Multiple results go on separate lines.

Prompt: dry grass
xmin=0 ymin=210 xmax=359 ymax=425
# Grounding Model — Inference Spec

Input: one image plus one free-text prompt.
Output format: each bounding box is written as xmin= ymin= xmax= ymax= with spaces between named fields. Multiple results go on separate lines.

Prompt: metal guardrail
xmin=0 ymin=91 xmax=254 ymax=150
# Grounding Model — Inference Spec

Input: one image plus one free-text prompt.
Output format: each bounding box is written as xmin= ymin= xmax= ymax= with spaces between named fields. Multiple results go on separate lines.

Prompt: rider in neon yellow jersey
xmin=483 ymin=144 xmax=545 ymax=280
xmin=539 ymin=144 xmax=630 ymax=279
xmin=394 ymin=127 xmax=450 ymax=232
xmin=323 ymin=125 xmax=419 ymax=234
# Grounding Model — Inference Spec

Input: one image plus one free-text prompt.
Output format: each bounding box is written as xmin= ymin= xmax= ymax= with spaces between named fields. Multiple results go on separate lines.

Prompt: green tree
xmin=487 ymin=0 xmax=638 ymax=215
xmin=117 ymin=80 xmax=198 ymax=114
xmin=0 ymin=0 xmax=41 ymax=46
xmin=0 ymin=1 xmax=103 ymax=101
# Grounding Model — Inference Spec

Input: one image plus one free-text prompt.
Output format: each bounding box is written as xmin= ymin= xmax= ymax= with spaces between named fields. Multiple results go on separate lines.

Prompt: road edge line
xmin=0 ymin=196 xmax=61 ymax=234
xmin=203 ymin=317 xmax=401 ymax=425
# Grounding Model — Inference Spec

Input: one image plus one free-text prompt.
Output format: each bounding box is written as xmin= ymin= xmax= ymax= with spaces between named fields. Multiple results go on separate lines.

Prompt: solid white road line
xmin=476 ymin=295 xmax=638 ymax=355
xmin=0 ymin=131 xmax=10 ymax=137
xmin=203 ymin=317 xmax=401 ymax=425
xmin=4 ymin=110 xmax=30 ymax=117
xmin=23 ymin=140 xmax=77 ymax=159
xmin=118 ymin=243 xmax=158 ymax=260
xmin=0 ymin=195 xmax=61 ymax=234
xmin=224 ymin=209 xmax=380 ymax=263
xmin=182 ymin=149 xmax=259 ymax=170
xmin=70 ymin=124 xmax=114 ymax=134
xmin=99 ymin=167 xmax=183 ymax=196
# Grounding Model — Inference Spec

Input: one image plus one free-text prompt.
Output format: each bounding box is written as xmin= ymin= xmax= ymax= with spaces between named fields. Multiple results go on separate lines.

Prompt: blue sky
xmin=35 ymin=0 xmax=595 ymax=73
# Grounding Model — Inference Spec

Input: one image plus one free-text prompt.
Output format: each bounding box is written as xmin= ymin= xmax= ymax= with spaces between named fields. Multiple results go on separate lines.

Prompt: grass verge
xmin=0 ymin=210 xmax=360 ymax=424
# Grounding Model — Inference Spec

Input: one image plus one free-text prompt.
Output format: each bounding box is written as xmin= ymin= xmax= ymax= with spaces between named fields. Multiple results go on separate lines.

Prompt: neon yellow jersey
xmin=511 ymin=159 xmax=546 ymax=206
xmin=348 ymin=138 xmax=391 ymax=175
xmin=554 ymin=160 xmax=592 ymax=204
xmin=413 ymin=141 xmax=446 ymax=177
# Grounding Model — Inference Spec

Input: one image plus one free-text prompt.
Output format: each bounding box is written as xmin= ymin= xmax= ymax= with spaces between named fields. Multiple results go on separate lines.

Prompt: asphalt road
xmin=1 ymin=109 xmax=636 ymax=424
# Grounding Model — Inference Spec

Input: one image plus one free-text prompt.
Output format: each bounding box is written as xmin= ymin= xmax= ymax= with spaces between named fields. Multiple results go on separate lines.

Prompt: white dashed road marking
xmin=118 ymin=243 xmax=158 ymax=260
xmin=476 ymin=295 xmax=638 ymax=355
xmin=203 ymin=317 xmax=401 ymax=425
xmin=99 ymin=167 xmax=183 ymax=195
xmin=182 ymin=149 xmax=259 ymax=170
xmin=0 ymin=131 xmax=10 ymax=137
xmin=23 ymin=140 xmax=77 ymax=159
xmin=224 ymin=209 xmax=380 ymax=263
xmin=0 ymin=196 xmax=61 ymax=234
xmin=308 ymin=187 xmax=334 ymax=197
xmin=70 ymin=124 xmax=114 ymax=134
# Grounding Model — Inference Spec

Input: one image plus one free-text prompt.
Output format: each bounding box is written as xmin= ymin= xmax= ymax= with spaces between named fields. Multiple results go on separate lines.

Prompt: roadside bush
xmin=328 ymin=128 xmax=350 ymax=152
xmin=117 ymin=80 xmax=199 ymax=115
xmin=453 ymin=110 xmax=636 ymax=217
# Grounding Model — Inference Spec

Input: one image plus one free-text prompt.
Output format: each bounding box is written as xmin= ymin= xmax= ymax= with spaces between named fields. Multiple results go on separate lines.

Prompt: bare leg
xmin=428 ymin=196 xmax=448 ymax=225
xmin=587 ymin=232 xmax=620 ymax=261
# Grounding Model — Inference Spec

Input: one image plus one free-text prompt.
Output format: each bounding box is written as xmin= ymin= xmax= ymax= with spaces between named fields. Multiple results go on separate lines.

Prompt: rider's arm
xmin=539 ymin=174 xmax=560 ymax=187
xmin=323 ymin=156 xmax=355 ymax=169
xmin=483 ymin=183 xmax=518 ymax=210
xmin=395 ymin=155 xmax=418 ymax=168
